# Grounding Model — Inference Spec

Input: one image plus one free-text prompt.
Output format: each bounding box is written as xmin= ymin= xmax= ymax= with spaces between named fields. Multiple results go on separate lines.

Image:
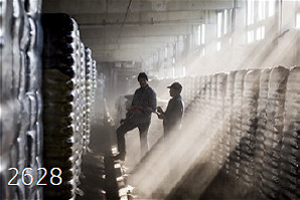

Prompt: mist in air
xmin=119 ymin=12 xmax=299 ymax=199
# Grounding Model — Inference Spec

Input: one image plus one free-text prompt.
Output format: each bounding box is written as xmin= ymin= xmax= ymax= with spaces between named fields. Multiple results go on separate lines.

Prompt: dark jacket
xmin=163 ymin=95 xmax=184 ymax=134
xmin=130 ymin=85 xmax=157 ymax=124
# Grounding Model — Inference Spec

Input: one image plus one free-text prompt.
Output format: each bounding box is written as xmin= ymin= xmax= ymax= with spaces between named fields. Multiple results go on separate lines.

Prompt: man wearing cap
xmin=115 ymin=72 xmax=157 ymax=161
xmin=156 ymin=82 xmax=184 ymax=137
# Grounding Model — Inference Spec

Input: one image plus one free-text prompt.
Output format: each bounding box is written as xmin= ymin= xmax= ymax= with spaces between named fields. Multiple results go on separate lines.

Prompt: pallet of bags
xmin=261 ymin=66 xmax=289 ymax=200
xmin=41 ymin=13 xmax=86 ymax=200
xmin=1 ymin=0 xmax=43 ymax=199
xmin=279 ymin=66 xmax=299 ymax=200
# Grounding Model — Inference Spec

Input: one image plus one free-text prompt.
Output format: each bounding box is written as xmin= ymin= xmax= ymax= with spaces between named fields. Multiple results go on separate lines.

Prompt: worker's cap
xmin=167 ymin=82 xmax=182 ymax=91
xmin=137 ymin=72 xmax=148 ymax=81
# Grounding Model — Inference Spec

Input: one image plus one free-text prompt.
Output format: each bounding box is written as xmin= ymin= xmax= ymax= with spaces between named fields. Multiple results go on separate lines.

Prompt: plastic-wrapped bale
xmin=201 ymin=75 xmax=214 ymax=141
xmin=84 ymin=48 xmax=93 ymax=152
xmin=84 ymin=48 xmax=98 ymax=151
xmin=25 ymin=1 xmax=44 ymax=198
xmin=228 ymin=70 xmax=247 ymax=178
xmin=10 ymin=1 xmax=29 ymax=198
xmin=1 ymin=0 xmax=43 ymax=200
xmin=191 ymin=76 xmax=199 ymax=109
xmin=210 ymin=74 xmax=219 ymax=165
xmin=196 ymin=76 xmax=206 ymax=113
xmin=91 ymin=60 xmax=97 ymax=125
xmin=196 ymin=76 xmax=206 ymax=115
xmin=78 ymin=42 xmax=87 ymax=144
xmin=182 ymin=76 xmax=203 ymax=115
xmin=204 ymin=75 xmax=212 ymax=120
xmin=193 ymin=75 xmax=212 ymax=137
xmin=224 ymin=71 xmax=236 ymax=173
xmin=215 ymin=73 xmax=227 ymax=169
xmin=278 ymin=66 xmax=299 ymax=200
xmin=261 ymin=66 xmax=289 ymax=200
xmin=90 ymin=59 xmax=98 ymax=120
xmin=180 ymin=77 xmax=188 ymax=106
xmin=181 ymin=76 xmax=194 ymax=109
xmin=254 ymin=68 xmax=271 ymax=197
xmin=192 ymin=76 xmax=201 ymax=113
xmin=41 ymin=13 xmax=86 ymax=200
xmin=71 ymin=41 xmax=86 ymax=188
xmin=239 ymin=69 xmax=260 ymax=187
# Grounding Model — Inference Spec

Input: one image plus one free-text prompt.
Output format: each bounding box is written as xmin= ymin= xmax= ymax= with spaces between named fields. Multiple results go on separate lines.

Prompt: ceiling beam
xmin=83 ymin=36 xmax=176 ymax=45
xmin=79 ymin=24 xmax=194 ymax=38
xmin=92 ymin=49 xmax=158 ymax=62
xmin=42 ymin=0 xmax=235 ymax=14
xmin=41 ymin=0 xmax=232 ymax=63
xmin=72 ymin=10 xmax=205 ymax=26
xmin=86 ymin=43 xmax=165 ymax=52
xmin=83 ymin=35 xmax=177 ymax=62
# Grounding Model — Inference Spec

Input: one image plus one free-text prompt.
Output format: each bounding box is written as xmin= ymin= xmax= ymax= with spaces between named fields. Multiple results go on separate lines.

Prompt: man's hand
xmin=156 ymin=106 xmax=164 ymax=119
xmin=120 ymin=119 xmax=125 ymax=124
xmin=156 ymin=106 xmax=163 ymax=114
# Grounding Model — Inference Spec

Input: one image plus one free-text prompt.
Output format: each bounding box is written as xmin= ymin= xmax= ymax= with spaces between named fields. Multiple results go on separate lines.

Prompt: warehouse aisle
xmin=76 ymin=122 xmax=109 ymax=200
xmin=77 ymin=99 xmax=123 ymax=200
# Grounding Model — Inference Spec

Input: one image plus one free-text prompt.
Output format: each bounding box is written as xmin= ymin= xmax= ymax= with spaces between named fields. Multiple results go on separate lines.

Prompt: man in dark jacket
xmin=156 ymin=82 xmax=184 ymax=137
xmin=156 ymin=82 xmax=183 ymax=184
xmin=115 ymin=72 xmax=157 ymax=161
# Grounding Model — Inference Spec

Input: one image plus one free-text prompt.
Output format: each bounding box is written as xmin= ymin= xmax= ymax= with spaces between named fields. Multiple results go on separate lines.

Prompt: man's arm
xmin=144 ymin=89 xmax=157 ymax=113
xmin=156 ymin=106 xmax=164 ymax=119
xmin=150 ymin=91 xmax=157 ymax=112
xmin=131 ymin=89 xmax=139 ymax=106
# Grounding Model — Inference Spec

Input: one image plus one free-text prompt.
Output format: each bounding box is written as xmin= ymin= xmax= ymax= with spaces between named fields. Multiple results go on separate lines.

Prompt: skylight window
xmin=247 ymin=0 xmax=255 ymax=25
xmin=217 ymin=12 xmax=223 ymax=38
xmin=268 ymin=0 xmax=275 ymax=17
xmin=296 ymin=13 xmax=300 ymax=29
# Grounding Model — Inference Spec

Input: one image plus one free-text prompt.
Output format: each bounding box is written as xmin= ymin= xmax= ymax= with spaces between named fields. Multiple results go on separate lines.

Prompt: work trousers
xmin=116 ymin=121 xmax=150 ymax=158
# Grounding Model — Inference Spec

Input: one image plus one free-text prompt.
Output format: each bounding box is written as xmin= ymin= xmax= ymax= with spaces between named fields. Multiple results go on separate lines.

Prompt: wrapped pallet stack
xmin=224 ymin=71 xmax=236 ymax=173
xmin=261 ymin=66 xmax=290 ymax=199
xmin=0 ymin=0 xmax=43 ymax=199
xmin=41 ymin=13 xmax=96 ymax=200
xmin=239 ymin=69 xmax=260 ymax=186
xmin=84 ymin=48 xmax=97 ymax=153
xmin=215 ymin=73 xmax=227 ymax=169
xmin=170 ymin=66 xmax=298 ymax=200
xmin=228 ymin=70 xmax=247 ymax=178
xmin=254 ymin=68 xmax=272 ymax=192
xmin=279 ymin=66 xmax=300 ymax=200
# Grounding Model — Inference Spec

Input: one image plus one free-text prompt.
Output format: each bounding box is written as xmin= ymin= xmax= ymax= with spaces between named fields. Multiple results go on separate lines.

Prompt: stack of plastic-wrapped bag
xmin=1 ymin=0 xmax=43 ymax=199
xmin=41 ymin=13 xmax=96 ymax=200
xmin=177 ymin=66 xmax=299 ymax=200
xmin=84 ymin=48 xmax=97 ymax=153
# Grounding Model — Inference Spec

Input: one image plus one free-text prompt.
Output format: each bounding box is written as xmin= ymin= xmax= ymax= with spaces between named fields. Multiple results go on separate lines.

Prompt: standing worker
xmin=156 ymin=82 xmax=184 ymax=137
xmin=115 ymin=72 xmax=157 ymax=161
xmin=156 ymin=82 xmax=184 ymax=187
